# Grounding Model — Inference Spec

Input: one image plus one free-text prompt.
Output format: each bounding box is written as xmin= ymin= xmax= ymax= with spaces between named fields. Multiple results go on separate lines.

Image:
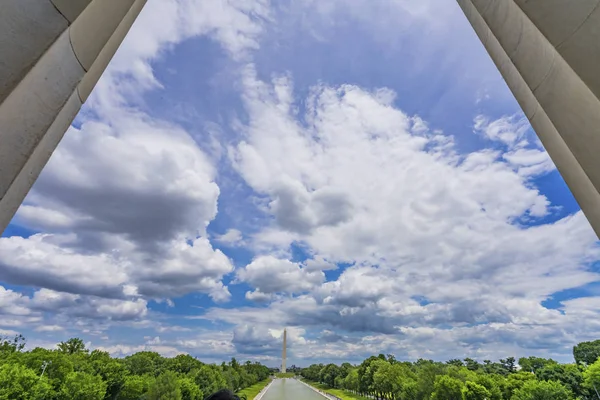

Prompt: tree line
xmin=300 ymin=340 xmax=600 ymax=400
xmin=0 ymin=335 xmax=272 ymax=400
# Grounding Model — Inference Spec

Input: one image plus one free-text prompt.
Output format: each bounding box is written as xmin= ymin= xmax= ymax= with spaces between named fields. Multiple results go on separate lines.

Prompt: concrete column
xmin=0 ymin=0 xmax=147 ymax=233
xmin=282 ymin=328 xmax=287 ymax=373
xmin=457 ymin=0 xmax=600 ymax=238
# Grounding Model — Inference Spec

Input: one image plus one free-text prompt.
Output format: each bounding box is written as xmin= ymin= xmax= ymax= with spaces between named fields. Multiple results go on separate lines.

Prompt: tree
xmin=89 ymin=350 xmax=128 ymax=399
xmin=537 ymin=363 xmax=583 ymax=397
xmin=343 ymin=369 xmax=359 ymax=393
xmin=574 ymin=340 xmax=600 ymax=366
xmin=462 ymin=381 xmax=490 ymax=400
xmin=125 ymin=351 xmax=165 ymax=376
xmin=193 ymin=365 xmax=227 ymax=396
xmin=59 ymin=371 xmax=107 ymax=400
xmin=503 ymin=372 xmax=536 ymax=399
xmin=431 ymin=375 xmax=464 ymax=400
xmin=511 ymin=379 xmax=573 ymax=400
xmin=321 ymin=363 xmax=341 ymax=388
xmin=0 ymin=334 xmax=26 ymax=354
xmin=0 ymin=363 xmax=52 ymax=400
xmin=179 ymin=377 xmax=203 ymax=400
xmin=168 ymin=354 xmax=203 ymax=375
xmin=583 ymin=358 xmax=600 ymax=399
xmin=463 ymin=358 xmax=480 ymax=371
xmin=57 ymin=338 xmax=88 ymax=355
xmin=446 ymin=359 xmax=464 ymax=367
xmin=415 ymin=361 xmax=446 ymax=400
xmin=118 ymin=375 xmax=154 ymax=400
xmin=373 ymin=361 xmax=396 ymax=397
xmin=147 ymin=371 xmax=181 ymax=400
xmin=518 ymin=357 xmax=557 ymax=374
xmin=20 ymin=348 xmax=75 ymax=393
xmin=499 ymin=357 xmax=517 ymax=373
xmin=474 ymin=375 xmax=502 ymax=400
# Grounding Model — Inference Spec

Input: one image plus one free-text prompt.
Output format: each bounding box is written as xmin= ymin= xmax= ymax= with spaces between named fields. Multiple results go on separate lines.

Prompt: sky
xmin=1 ymin=0 xmax=600 ymax=367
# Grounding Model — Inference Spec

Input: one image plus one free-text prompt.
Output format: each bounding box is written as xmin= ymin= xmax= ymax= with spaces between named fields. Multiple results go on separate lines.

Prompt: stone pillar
xmin=0 ymin=0 xmax=147 ymax=233
xmin=457 ymin=0 xmax=600 ymax=238
xmin=282 ymin=328 xmax=287 ymax=373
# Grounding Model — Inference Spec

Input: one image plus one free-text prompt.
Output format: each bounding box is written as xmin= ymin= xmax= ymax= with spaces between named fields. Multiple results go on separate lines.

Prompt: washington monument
xmin=281 ymin=328 xmax=287 ymax=373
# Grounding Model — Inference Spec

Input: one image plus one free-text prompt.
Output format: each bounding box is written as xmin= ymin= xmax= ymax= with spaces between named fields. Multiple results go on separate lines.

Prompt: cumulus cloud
xmin=213 ymin=66 xmax=600 ymax=360
xmin=0 ymin=0 xmax=274 ymax=306
xmin=238 ymin=256 xmax=324 ymax=296
xmin=214 ymin=229 xmax=244 ymax=246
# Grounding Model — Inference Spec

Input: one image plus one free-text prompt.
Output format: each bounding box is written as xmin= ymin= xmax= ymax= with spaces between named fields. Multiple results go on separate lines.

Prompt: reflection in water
xmin=261 ymin=379 xmax=326 ymax=400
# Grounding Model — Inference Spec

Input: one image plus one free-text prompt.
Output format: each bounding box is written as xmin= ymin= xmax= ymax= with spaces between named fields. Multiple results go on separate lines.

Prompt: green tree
xmin=574 ymin=340 xmax=600 ymax=366
xmin=537 ymin=363 xmax=583 ymax=397
xmin=462 ymin=381 xmax=490 ymax=400
xmin=88 ymin=350 xmax=128 ymax=399
xmin=125 ymin=352 xmax=165 ymax=377
xmin=583 ymin=358 xmax=600 ymax=399
xmin=59 ymin=371 xmax=107 ymax=400
xmin=446 ymin=359 xmax=464 ymax=367
xmin=0 ymin=363 xmax=52 ymax=400
xmin=0 ymin=334 xmax=26 ymax=354
xmin=474 ymin=374 xmax=503 ymax=400
xmin=464 ymin=358 xmax=480 ymax=372
xmin=343 ymin=368 xmax=359 ymax=393
xmin=500 ymin=357 xmax=517 ymax=373
xmin=147 ymin=371 xmax=181 ymax=400
xmin=511 ymin=379 xmax=573 ymax=400
xmin=503 ymin=371 xmax=536 ymax=399
xmin=518 ymin=357 xmax=557 ymax=374
xmin=431 ymin=375 xmax=464 ymax=400
xmin=57 ymin=338 xmax=88 ymax=355
xmin=415 ymin=361 xmax=446 ymax=400
xmin=118 ymin=375 xmax=154 ymax=400
xmin=193 ymin=365 xmax=227 ymax=396
xmin=167 ymin=354 xmax=203 ymax=375
xmin=21 ymin=348 xmax=75 ymax=393
xmin=179 ymin=377 xmax=202 ymax=400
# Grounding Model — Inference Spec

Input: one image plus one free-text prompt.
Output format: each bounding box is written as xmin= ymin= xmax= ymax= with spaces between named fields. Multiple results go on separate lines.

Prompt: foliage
xmin=119 ymin=375 xmax=155 ymax=400
xmin=0 ymin=335 xmax=270 ymax=400
xmin=147 ymin=370 xmax=182 ymax=400
xmin=462 ymin=381 xmax=490 ymax=400
xmin=431 ymin=375 xmax=463 ymax=400
xmin=299 ymin=339 xmax=600 ymax=400
xmin=510 ymin=379 xmax=573 ymax=400
xmin=0 ymin=334 xmax=26 ymax=354
xmin=59 ymin=371 xmax=107 ymax=400
xmin=583 ymin=358 xmax=600 ymax=398
xmin=0 ymin=362 xmax=52 ymax=400
xmin=574 ymin=340 xmax=600 ymax=366
xmin=57 ymin=338 xmax=88 ymax=355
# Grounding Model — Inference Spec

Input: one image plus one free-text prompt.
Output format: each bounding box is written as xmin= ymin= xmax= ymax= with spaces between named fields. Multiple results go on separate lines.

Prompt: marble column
xmin=457 ymin=0 xmax=600 ymax=238
xmin=0 ymin=0 xmax=147 ymax=233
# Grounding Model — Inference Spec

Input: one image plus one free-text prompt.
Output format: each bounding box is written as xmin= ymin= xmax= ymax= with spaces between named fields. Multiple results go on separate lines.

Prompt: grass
xmin=236 ymin=379 xmax=271 ymax=400
xmin=305 ymin=381 xmax=370 ymax=400
xmin=275 ymin=372 xmax=296 ymax=378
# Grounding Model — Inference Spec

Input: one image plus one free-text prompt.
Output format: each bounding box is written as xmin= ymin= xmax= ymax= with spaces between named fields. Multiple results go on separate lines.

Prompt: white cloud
xmin=238 ymin=256 xmax=324 ymax=295
xmin=214 ymin=229 xmax=244 ymax=246
xmin=0 ymin=0 xmax=273 ymax=306
xmin=215 ymin=66 xmax=600 ymax=360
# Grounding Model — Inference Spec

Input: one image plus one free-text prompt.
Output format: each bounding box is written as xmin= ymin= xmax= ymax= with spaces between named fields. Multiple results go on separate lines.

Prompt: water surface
xmin=262 ymin=379 xmax=326 ymax=400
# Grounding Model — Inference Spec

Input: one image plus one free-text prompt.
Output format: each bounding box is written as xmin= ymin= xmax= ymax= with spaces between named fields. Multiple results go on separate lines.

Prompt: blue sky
xmin=1 ymin=0 xmax=599 ymax=367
